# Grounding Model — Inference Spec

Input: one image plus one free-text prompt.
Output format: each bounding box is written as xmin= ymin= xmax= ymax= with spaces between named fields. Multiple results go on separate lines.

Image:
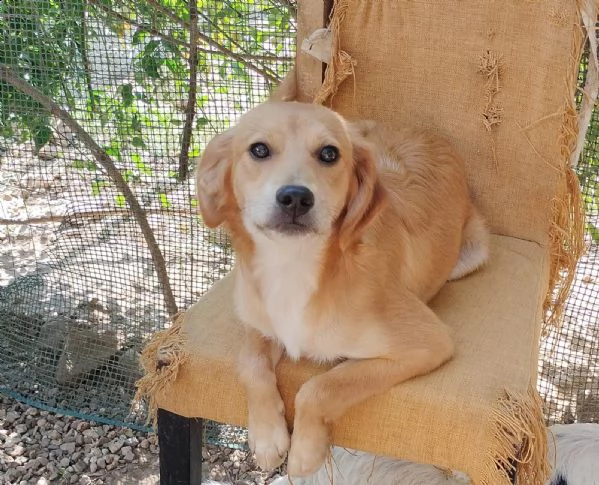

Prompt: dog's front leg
xmin=238 ymin=326 xmax=289 ymax=470
xmin=287 ymin=294 xmax=455 ymax=477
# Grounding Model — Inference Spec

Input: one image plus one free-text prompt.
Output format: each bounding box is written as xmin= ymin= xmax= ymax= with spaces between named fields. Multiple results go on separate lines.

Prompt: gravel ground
xmin=0 ymin=395 xmax=284 ymax=485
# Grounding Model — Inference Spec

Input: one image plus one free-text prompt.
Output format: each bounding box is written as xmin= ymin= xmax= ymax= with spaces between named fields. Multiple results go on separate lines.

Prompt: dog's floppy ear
xmin=338 ymin=136 xmax=387 ymax=250
xmin=195 ymin=128 xmax=235 ymax=228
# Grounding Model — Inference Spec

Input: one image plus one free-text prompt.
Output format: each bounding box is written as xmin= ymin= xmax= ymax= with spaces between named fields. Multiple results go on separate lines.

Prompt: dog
xmin=195 ymin=89 xmax=490 ymax=478
xmin=201 ymin=423 xmax=599 ymax=485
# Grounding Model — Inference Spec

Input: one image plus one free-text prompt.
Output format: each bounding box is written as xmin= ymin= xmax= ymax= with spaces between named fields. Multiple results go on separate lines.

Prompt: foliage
xmin=0 ymin=0 xmax=85 ymax=149
xmin=0 ymin=0 xmax=295 ymax=174
xmin=578 ymin=118 xmax=599 ymax=243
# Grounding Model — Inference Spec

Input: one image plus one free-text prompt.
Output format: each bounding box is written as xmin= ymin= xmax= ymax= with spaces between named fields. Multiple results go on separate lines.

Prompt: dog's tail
xmin=449 ymin=206 xmax=490 ymax=281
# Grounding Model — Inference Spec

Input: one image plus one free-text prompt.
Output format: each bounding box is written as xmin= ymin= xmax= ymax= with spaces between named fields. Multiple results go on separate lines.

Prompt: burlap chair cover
xmin=137 ymin=1 xmax=596 ymax=483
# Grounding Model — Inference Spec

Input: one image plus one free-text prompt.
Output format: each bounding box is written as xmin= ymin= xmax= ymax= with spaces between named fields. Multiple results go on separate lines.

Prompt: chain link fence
xmin=0 ymin=0 xmax=597 ymax=442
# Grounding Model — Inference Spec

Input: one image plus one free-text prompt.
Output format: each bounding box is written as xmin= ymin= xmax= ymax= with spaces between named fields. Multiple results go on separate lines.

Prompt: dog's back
xmin=548 ymin=423 xmax=599 ymax=485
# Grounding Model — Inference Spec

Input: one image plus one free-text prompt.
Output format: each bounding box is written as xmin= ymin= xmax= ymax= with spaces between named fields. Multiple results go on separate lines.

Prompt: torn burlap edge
xmin=312 ymin=0 xmax=356 ymax=105
xmin=481 ymin=385 xmax=549 ymax=485
xmin=133 ymin=311 xmax=188 ymax=427
xmin=543 ymin=0 xmax=593 ymax=330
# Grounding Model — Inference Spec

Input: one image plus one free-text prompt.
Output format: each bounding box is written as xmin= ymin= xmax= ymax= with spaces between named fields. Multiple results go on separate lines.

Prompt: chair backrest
xmin=297 ymin=0 xmax=584 ymax=248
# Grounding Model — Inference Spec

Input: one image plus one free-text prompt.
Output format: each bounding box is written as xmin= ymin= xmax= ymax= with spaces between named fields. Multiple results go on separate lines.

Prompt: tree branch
xmin=196 ymin=10 xmax=280 ymax=84
xmin=90 ymin=0 xmax=189 ymax=49
xmin=178 ymin=0 xmax=198 ymax=181
xmin=143 ymin=0 xmax=189 ymax=28
xmin=0 ymin=63 xmax=179 ymax=317
xmin=0 ymin=209 xmax=194 ymax=226
xmin=90 ymin=2 xmax=293 ymax=62
xmin=139 ymin=0 xmax=281 ymax=84
xmin=271 ymin=0 xmax=297 ymax=18
xmin=80 ymin=1 xmax=96 ymax=110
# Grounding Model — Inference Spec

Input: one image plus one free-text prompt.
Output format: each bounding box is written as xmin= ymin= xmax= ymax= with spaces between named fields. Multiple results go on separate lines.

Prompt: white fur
xmin=548 ymin=423 xmax=599 ymax=485
xmin=272 ymin=448 xmax=470 ymax=485
xmin=237 ymin=228 xmax=379 ymax=364
xmin=202 ymin=424 xmax=599 ymax=485
xmin=247 ymin=231 xmax=326 ymax=361
xmin=448 ymin=242 xmax=488 ymax=281
xmin=448 ymin=213 xmax=489 ymax=281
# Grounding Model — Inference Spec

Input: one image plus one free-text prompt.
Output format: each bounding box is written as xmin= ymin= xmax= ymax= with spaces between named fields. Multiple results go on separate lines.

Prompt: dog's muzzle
xmin=267 ymin=185 xmax=316 ymax=235
xmin=276 ymin=185 xmax=314 ymax=217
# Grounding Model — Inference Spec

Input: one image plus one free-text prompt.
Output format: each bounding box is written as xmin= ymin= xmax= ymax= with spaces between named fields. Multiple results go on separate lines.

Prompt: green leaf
xmin=141 ymin=55 xmax=161 ymax=79
xmin=33 ymin=123 xmax=52 ymax=150
xmin=105 ymin=143 xmax=121 ymax=159
xmin=132 ymin=29 xmax=149 ymax=45
xmin=115 ymin=194 xmax=127 ymax=208
xmin=72 ymin=160 xmax=97 ymax=171
xmin=91 ymin=180 xmax=108 ymax=196
xmin=195 ymin=117 xmax=210 ymax=129
xmin=132 ymin=152 xmax=152 ymax=175
xmin=159 ymin=193 xmax=172 ymax=209
xmin=119 ymin=83 xmax=134 ymax=107
xmin=131 ymin=136 xmax=145 ymax=148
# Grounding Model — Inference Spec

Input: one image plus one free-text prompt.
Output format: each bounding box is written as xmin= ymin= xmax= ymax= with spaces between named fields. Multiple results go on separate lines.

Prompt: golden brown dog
xmin=195 ymin=77 xmax=489 ymax=477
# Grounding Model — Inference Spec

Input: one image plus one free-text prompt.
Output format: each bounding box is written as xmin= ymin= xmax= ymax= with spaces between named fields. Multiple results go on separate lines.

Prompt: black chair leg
xmin=158 ymin=408 xmax=204 ymax=485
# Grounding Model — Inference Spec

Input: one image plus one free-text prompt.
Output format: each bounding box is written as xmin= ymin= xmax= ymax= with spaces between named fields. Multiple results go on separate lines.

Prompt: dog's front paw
xmin=248 ymin=409 xmax=290 ymax=470
xmin=287 ymin=418 xmax=330 ymax=477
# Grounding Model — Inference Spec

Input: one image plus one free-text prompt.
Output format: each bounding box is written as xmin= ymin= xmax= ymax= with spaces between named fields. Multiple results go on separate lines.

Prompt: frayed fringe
xmin=313 ymin=0 xmax=357 ymax=106
xmin=544 ymin=169 xmax=586 ymax=330
xmin=543 ymin=1 xmax=588 ymax=330
xmin=133 ymin=312 xmax=189 ymax=427
xmin=484 ymin=385 xmax=550 ymax=485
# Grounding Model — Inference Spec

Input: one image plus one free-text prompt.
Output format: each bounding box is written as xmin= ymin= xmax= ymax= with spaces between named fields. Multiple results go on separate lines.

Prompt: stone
xmin=55 ymin=327 xmax=118 ymax=385
xmin=9 ymin=445 xmax=25 ymax=457
xmin=6 ymin=411 xmax=19 ymax=423
xmin=60 ymin=442 xmax=76 ymax=454
xmin=107 ymin=438 xmax=125 ymax=454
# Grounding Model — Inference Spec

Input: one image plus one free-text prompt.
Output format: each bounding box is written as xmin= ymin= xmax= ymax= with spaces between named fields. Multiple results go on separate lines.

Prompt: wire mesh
xmin=0 ymin=0 xmax=295 ymax=435
xmin=0 ymin=0 xmax=598 ymax=451
xmin=537 ymin=43 xmax=599 ymax=425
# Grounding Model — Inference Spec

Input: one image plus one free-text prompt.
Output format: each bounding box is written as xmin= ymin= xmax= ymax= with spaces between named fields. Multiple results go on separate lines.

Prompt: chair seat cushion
xmin=145 ymin=234 xmax=549 ymax=484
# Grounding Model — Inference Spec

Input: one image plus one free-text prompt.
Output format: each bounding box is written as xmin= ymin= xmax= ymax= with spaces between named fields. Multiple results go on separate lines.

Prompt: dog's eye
xmin=319 ymin=145 xmax=339 ymax=164
xmin=249 ymin=142 xmax=270 ymax=160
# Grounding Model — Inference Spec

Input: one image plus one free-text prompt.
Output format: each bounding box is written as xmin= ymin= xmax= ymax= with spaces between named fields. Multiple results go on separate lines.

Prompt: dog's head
xmin=196 ymin=101 xmax=386 ymax=250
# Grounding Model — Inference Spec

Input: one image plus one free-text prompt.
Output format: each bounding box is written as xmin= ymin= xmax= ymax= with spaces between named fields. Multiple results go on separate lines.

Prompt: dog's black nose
xmin=276 ymin=185 xmax=314 ymax=217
